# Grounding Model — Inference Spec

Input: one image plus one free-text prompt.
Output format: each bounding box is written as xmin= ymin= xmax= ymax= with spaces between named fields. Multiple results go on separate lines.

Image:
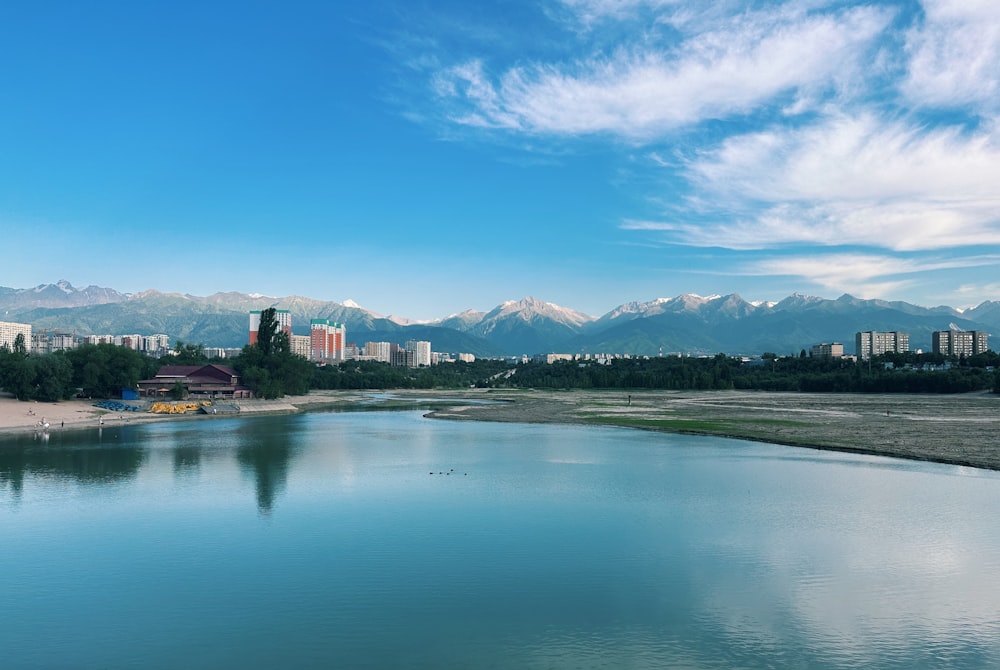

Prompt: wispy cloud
xmin=433 ymin=4 xmax=891 ymax=138
xmin=901 ymin=0 xmax=1000 ymax=109
xmin=398 ymin=0 xmax=1000 ymax=306
xmin=677 ymin=113 xmax=1000 ymax=251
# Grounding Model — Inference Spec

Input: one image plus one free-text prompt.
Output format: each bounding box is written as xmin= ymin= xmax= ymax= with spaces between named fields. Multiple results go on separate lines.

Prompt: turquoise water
xmin=2 ymin=410 xmax=1000 ymax=669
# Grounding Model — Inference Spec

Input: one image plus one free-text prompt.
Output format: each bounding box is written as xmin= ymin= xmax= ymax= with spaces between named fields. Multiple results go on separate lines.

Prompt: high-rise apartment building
xmin=405 ymin=340 xmax=432 ymax=367
xmin=288 ymin=334 xmax=310 ymax=359
xmin=248 ymin=310 xmax=292 ymax=346
xmin=932 ymin=330 xmax=989 ymax=357
xmin=855 ymin=331 xmax=909 ymax=360
xmin=309 ymin=320 xmax=346 ymax=362
xmin=364 ymin=341 xmax=392 ymax=363
xmin=391 ymin=348 xmax=415 ymax=368
xmin=0 ymin=320 xmax=32 ymax=352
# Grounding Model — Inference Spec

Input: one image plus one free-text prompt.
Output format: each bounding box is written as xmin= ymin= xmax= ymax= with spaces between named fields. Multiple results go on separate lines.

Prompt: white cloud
xmin=435 ymin=5 xmax=891 ymax=137
xmin=677 ymin=114 xmax=1000 ymax=251
xmin=739 ymin=252 xmax=1000 ymax=299
xmin=902 ymin=0 xmax=1000 ymax=109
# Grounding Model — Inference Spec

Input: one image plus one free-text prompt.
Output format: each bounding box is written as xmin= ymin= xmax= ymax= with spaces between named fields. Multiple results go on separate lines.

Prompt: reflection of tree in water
xmin=172 ymin=447 xmax=202 ymax=474
xmin=235 ymin=421 xmax=296 ymax=515
xmin=0 ymin=448 xmax=27 ymax=499
xmin=0 ymin=440 xmax=146 ymax=502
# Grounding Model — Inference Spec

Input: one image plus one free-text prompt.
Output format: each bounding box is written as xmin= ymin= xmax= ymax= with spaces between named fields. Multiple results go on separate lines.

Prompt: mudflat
xmin=423 ymin=389 xmax=1000 ymax=472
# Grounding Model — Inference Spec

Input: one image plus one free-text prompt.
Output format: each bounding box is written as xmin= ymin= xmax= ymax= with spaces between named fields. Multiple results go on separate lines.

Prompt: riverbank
xmin=2 ymin=389 xmax=999 ymax=471
xmin=422 ymin=388 xmax=1000 ymax=472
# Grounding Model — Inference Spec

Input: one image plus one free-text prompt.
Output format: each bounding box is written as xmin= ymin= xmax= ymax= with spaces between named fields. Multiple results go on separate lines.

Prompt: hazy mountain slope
xmin=4 ymin=282 xmax=997 ymax=356
xmin=965 ymin=301 xmax=1000 ymax=331
xmin=0 ymin=280 xmax=128 ymax=311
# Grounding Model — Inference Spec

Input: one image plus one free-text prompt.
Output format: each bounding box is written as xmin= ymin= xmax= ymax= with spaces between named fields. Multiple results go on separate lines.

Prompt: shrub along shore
xmin=2 ymin=389 xmax=998 ymax=473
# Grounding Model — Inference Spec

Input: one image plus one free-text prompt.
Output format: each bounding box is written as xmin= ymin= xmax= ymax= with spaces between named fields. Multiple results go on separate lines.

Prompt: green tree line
xmin=3 ymin=319 xmax=999 ymax=402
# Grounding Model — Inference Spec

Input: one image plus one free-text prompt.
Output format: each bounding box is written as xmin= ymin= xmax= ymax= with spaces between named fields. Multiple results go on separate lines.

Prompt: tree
xmin=171 ymin=340 xmax=208 ymax=365
xmin=234 ymin=308 xmax=308 ymax=399
xmin=256 ymin=307 xmax=283 ymax=357
xmin=170 ymin=380 xmax=186 ymax=400
xmin=12 ymin=333 xmax=27 ymax=356
xmin=66 ymin=344 xmax=147 ymax=399
xmin=32 ymin=353 xmax=74 ymax=401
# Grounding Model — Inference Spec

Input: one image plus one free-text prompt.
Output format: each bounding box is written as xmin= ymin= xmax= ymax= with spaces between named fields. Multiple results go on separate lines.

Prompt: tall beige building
xmin=809 ymin=343 xmax=844 ymax=358
xmin=364 ymin=341 xmax=392 ymax=363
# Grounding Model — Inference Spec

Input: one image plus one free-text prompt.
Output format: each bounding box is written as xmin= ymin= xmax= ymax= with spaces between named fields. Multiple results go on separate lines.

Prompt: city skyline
xmin=3 ymin=1 xmax=999 ymax=320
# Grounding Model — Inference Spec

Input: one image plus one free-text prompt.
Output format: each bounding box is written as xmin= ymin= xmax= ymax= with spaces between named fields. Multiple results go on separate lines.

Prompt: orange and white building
xmin=310 ymin=319 xmax=346 ymax=362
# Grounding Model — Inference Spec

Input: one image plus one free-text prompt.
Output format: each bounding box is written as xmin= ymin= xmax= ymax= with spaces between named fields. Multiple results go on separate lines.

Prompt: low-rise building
xmin=809 ymin=342 xmax=844 ymax=358
xmin=138 ymin=364 xmax=251 ymax=399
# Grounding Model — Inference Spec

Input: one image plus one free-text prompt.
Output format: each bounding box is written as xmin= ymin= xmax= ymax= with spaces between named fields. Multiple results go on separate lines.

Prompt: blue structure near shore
xmin=93 ymin=400 xmax=142 ymax=412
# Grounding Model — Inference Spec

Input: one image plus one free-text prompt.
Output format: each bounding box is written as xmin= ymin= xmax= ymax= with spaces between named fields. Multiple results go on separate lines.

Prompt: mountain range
xmin=2 ymin=281 xmax=998 ymax=357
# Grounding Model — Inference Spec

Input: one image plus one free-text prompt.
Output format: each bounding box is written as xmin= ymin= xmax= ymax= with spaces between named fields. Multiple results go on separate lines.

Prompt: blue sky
xmin=2 ymin=0 xmax=999 ymax=319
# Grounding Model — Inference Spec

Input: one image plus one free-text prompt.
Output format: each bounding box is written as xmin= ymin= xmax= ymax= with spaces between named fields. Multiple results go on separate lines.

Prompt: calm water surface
xmin=2 ymin=410 xmax=999 ymax=669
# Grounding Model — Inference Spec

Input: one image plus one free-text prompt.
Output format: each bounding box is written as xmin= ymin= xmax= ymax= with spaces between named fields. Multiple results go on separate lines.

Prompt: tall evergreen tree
xmin=256 ymin=307 xmax=279 ymax=357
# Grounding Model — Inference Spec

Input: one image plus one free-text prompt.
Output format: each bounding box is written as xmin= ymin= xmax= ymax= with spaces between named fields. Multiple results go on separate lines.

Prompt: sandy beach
xmin=3 ymin=388 xmax=999 ymax=472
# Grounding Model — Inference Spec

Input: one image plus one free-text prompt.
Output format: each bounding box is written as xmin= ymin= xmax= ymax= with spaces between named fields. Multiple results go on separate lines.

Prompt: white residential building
xmin=0 ymin=320 xmax=32 ymax=352
xmin=405 ymin=340 xmax=432 ymax=367
xmin=855 ymin=331 xmax=909 ymax=360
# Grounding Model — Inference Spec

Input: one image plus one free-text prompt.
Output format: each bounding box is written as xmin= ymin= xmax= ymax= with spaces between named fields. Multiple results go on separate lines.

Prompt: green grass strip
xmin=583 ymin=416 xmax=809 ymax=432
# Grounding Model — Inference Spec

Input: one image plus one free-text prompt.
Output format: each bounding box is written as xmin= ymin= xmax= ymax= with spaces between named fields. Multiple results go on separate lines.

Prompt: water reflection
xmin=172 ymin=446 xmax=202 ymax=474
xmin=3 ymin=412 xmax=1000 ymax=668
xmin=0 ymin=434 xmax=146 ymax=501
xmin=233 ymin=420 xmax=296 ymax=515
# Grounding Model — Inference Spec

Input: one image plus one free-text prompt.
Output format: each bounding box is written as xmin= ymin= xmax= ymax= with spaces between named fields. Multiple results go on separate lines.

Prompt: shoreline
xmin=2 ymin=389 xmax=999 ymax=472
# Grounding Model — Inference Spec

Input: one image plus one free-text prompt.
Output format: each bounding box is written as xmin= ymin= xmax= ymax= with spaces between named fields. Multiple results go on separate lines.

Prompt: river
xmin=2 ymin=410 xmax=999 ymax=668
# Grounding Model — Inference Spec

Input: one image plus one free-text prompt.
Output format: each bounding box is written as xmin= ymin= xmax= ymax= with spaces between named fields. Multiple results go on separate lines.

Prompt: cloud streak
xmin=434 ymin=4 xmax=891 ymax=137
xmin=409 ymin=0 xmax=1000 ymax=306
xmin=902 ymin=0 xmax=1000 ymax=109
xmin=740 ymin=252 xmax=1000 ymax=298
xmin=676 ymin=113 xmax=1000 ymax=251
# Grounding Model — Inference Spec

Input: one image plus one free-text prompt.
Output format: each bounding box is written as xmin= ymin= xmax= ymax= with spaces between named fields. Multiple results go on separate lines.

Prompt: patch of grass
xmin=584 ymin=416 xmax=810 ymax=433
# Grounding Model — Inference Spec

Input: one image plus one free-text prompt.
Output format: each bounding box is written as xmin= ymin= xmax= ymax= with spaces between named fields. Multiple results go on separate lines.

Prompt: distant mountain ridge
xmin=2 ymin=281 xmax=998 ymax=357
